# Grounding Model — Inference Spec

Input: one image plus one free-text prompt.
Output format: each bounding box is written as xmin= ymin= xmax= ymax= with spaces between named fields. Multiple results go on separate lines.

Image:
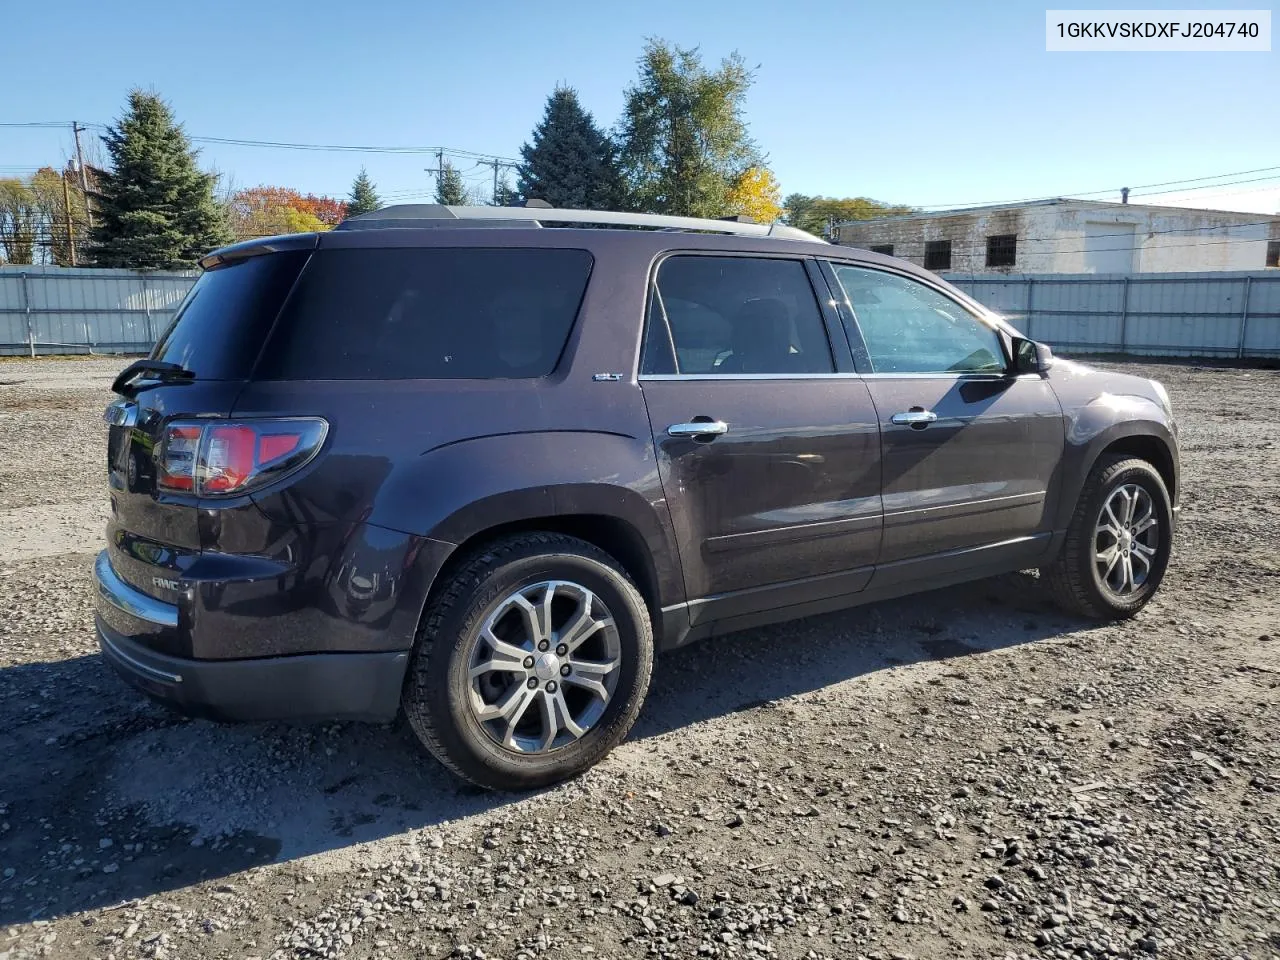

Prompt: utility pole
xmin=72 ymin=122 xmax=93 ymax=228
xmin=61 ymin=171 xmax=77 ymax=266
xmin=493 ymin=158 xmax=501 ymax=205
xmin=424 ymin=149 xmax=445 ymax=196
xmin=424 ymin=150 xmax=447 ymax=202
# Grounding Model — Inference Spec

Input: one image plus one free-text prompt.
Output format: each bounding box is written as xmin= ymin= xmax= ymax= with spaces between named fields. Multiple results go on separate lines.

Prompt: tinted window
xmin=830 ymin=265 xmax=1005 ymax=374
xmin=151 ymin=252 xmax=308 ymax=379
xmin=648 ymin=256 xmax=833 ymax=375
xmin=639 ymin=293 xmax=677 ymax=375
xmin=259 ymin=248 xmax=593 ymax=380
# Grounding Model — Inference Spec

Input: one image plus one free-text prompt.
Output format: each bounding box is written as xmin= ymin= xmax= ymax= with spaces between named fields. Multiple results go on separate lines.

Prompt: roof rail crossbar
xmin=336 ymin=204 xmax=824 ymax=242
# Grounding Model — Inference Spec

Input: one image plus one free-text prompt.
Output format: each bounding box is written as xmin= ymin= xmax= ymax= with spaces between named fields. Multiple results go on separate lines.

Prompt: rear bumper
xmin=97 ymin=616 xmax=409 ymax=722
xmin=97 ymin=541 xmax=409 ymax=721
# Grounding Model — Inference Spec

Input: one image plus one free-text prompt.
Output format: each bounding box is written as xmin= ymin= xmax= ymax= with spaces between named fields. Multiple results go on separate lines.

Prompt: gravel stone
xmin=0 ymin=357 xmax=1276 ymax=960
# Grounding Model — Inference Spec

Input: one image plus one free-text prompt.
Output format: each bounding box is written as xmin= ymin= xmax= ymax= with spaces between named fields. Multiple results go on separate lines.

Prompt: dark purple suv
xmin=97 ymin=205 xmax=1179 ymax=789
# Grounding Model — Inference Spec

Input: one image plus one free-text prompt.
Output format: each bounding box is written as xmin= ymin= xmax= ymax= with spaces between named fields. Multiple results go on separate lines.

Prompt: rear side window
xmin=151 ymin=252 xmax=308 ymax=379
xmin=258 ymin=248 xmax=593 ymax=380
xmin=643 ymin=256 xmax=833 ymax=375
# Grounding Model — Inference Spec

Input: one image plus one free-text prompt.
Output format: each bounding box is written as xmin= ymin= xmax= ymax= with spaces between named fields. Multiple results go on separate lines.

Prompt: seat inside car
xmin=717 ymin=298 xmax=801 ymax=373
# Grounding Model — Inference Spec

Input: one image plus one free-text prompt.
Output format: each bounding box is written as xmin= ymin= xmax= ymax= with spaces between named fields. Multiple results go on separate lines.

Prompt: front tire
xmin=1044 ymin=454 xmax=1173 ymax=619
xmin=402 ymin=533 xmax=653 ymax=790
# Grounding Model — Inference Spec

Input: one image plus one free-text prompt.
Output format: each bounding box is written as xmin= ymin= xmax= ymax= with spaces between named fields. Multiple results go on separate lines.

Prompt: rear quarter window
xmin=257 ymin=248 xmax=594 ymax=380
xmin=151 ymin=252 xmax=308 ymax=379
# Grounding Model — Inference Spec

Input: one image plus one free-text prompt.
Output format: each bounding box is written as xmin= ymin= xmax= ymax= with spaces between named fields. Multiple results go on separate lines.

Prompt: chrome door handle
xmin=891 ymin=409 xmax=938 ymax=426
xmin=667 ymin=420 xmax=728 ymax=438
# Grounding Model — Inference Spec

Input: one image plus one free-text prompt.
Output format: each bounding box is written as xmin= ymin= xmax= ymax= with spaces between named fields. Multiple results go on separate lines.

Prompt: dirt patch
xmin=0 ymin=357 xmax=1277 ymax=960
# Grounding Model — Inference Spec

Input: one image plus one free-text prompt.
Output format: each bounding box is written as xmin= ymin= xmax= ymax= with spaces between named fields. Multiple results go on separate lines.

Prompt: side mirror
xmin=1011 ymin=336 xmax=1053 ymax=375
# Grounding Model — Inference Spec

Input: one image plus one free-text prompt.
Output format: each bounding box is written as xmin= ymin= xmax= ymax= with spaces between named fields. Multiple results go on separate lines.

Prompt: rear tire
xmin=1043 ymin=455 xmax=1172 ymax=620
xmin=402 ymin=533 xmax=653 ymax=791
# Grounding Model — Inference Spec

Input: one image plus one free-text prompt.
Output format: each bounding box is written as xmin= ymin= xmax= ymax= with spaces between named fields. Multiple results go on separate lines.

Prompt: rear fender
xmin=375 ymin=430 xmax=685 ymax=623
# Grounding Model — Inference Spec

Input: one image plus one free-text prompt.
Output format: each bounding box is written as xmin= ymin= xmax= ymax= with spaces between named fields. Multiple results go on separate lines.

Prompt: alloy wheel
xmin=467 ymin=580 xmax=621 ymax=753
xmin=1095 ymin=482 xmax=1160 ymax=595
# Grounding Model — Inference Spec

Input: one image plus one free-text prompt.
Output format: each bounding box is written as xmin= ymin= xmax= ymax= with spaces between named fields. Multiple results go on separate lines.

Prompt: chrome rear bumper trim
xmin=94 ymin=550 xmax=179 ymax=629
xmin=99 ymin=629 xmax=183 ymax=684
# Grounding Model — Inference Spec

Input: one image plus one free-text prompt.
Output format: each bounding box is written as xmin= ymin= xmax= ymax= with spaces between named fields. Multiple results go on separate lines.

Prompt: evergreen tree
xmin=491 ymin=179 xmax=519 ymax=207
xmin=346 ymin=168 xmax=381 ymax=216
xmin=517 ymin=88 xmax=626 ymax=210
xmin=617 ymin=39 xmax=760 ymax=218
xmin=91 ymin=90 xmax=231 ymax=268
xmin=435 ymin=161 xmax=469 ymax=206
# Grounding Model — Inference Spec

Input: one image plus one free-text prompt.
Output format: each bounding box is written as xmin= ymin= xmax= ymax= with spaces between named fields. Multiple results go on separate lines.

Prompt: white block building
xmin=835 ymin=199 xmax=1280 ymax=274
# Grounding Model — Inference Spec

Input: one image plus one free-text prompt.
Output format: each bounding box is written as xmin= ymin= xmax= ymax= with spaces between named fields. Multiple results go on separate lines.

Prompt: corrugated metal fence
xmin=2 ymin=265 xmax=1279 ymax=359
xmin=0 ymin=266 xmax=196 ymax=357
xmin=943 ymin=270 xmax=1280 ymax=358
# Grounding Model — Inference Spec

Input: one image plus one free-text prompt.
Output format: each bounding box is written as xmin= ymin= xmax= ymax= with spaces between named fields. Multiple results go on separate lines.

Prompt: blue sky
xmin=4 ymin=0 xmax=1278 ymax=213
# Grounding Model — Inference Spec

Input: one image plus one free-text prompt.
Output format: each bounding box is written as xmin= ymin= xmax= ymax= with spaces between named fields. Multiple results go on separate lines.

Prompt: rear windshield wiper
xmin=111 ymin=359 xmax=196 ymax=397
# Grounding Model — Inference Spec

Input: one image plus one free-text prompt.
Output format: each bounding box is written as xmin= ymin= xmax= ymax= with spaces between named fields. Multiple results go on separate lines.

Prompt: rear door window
xmin=257 ymin=248 xmax=593 ymax=380
xmin=151 ymin=252 xmax=308 ymax=379
xmin=643 ymin=256 xmax=834 ymax=375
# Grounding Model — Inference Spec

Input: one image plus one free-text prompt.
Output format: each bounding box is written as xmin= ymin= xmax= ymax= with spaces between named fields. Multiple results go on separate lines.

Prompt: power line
xmin=849 ymin=233 xmax=1279 ymax=259
xmin=848 ymin=216 xmax=1278 ymax=247
xmin=915 ymin=164 xmax=1280 ymax=210
xmin=187 ymin=134 xmax=519 ymax=165
xmin=1141 ymin=181 xmax=1280 ymax=203
xmin=1131 ymin=173 xmax=1280 ymax=199
xmin=8 ymin=117 xmax=1277 ymax=219
xmin=5 ymin=120 xmax=521 ymax=168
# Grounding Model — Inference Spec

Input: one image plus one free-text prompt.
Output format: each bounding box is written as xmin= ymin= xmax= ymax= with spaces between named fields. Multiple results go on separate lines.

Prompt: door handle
xmin=891 ymin=409 xmax=938 ymax=426
xmin=667 ymin=420 xmax=729 ymax=438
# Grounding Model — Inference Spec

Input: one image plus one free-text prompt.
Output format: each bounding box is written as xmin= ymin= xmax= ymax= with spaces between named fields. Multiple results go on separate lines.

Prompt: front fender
xmin=1055 ymin=394 xmax=1179 ymax=530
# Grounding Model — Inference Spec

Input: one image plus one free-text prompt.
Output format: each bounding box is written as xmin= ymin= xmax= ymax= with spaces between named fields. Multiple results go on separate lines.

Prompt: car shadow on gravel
xmin=634 ymin=572 xmax=1086 ymax=739
xmin=0 ymin=574 xmax=1093 ymax=925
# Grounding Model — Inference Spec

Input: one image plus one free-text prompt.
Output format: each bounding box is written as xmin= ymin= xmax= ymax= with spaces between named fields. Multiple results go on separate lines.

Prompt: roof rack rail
xmin=335 ymin=204 xmax=825 ymax=243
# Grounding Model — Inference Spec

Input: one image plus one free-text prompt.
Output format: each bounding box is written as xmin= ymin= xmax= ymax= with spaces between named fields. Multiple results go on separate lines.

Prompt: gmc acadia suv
xmin=96 ymin=205 xmax=1179 ymax=790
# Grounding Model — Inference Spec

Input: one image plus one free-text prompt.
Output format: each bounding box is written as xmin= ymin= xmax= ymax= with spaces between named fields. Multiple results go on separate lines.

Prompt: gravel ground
xmin=0 ymin=356 xmax=1277 ymax=960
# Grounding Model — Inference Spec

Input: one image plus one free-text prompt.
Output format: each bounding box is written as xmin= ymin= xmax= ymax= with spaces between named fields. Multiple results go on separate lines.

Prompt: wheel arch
xmin=1096 ymin=433 xmax=1177 ymax=504
xmin=430 ymin=512 xmax=666 ymax=626
xmin=1056 ymin=413 xmax=1179 ymax=532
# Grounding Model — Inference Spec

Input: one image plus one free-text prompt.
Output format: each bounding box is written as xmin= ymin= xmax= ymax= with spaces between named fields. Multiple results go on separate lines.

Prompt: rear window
xmin=257 ymin=248 xmax=594 ymax=380
xmin=151 ymin=252 xmax=308 ymax=379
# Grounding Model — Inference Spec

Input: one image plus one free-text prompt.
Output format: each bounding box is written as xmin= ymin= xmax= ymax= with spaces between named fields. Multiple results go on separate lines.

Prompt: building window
xmin=986 ymin=234 xmax=1017 ymax=268
xmin=924 ymin=240 xmax=952 ymax=271
xmin=1267 ymin=241 xmax=1280 ymax=268
xmin=869 ymin=244 xmax=894 ymax=256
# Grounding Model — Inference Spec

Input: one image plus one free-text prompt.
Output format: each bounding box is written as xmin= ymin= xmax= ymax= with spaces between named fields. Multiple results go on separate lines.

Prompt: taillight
xmin=156 ymin=419 xmax=327 ymax=497
xmin=157 ymin=425 xmax=201 ymax=492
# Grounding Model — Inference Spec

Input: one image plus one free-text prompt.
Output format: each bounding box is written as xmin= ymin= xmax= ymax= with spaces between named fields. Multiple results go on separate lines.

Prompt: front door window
xmin=829 ymin=265 xmax=1005 ymax=374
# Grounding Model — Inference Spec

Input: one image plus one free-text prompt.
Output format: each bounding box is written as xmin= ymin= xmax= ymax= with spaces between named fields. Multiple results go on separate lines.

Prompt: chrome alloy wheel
xmin=467 ymin=580 xmax=621 ymax=753
xmin=1095 ymin=483 xmax=1159 ymax=595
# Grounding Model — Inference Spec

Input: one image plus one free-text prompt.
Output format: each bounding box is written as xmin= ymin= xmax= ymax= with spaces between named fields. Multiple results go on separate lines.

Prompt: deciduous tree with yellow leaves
xmin=726 ymin=166 xmax=783 ymax=223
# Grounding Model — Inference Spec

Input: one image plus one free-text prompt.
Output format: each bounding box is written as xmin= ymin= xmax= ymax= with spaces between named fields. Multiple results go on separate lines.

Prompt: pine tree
xmin=517 ymin=88 xmax=626 ymax=210
xmin=347 ymin=168 xmax=380 ymax=216
xmin=491 ymin=179 xmax=519 ymax=207
xmin=91 ymin=90 xmax=231 ymax=268
xmin=435 ymin=161 xmax=469 ymax=206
